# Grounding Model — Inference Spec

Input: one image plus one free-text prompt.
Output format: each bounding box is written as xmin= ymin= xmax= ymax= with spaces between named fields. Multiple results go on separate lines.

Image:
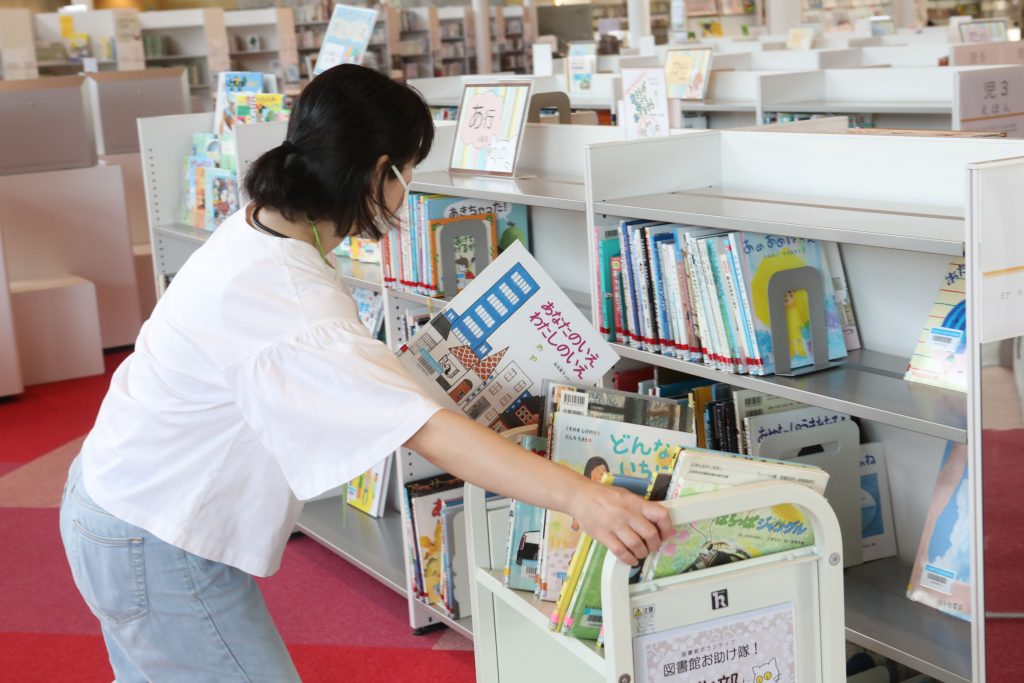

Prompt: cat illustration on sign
xmin=753 ymin=657 xmax=781 ymax=683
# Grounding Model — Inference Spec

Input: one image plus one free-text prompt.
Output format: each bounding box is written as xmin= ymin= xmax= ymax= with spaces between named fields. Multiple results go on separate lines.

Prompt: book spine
xmin=632 ymin=226 xmax=657 ymax=352
xmin=610 ymin=256 xmax=626 ymax=344
xmin=824 ymin=241 xmax=862 ymax=351
xmin=660 ymin=242 xmax=684 ymax=357
xmin=716 ymin=240 xmax=750 ymax=374
xmin=674 ymin=235 xmax=699 ymax=362
xmin=400 ymin=195 xmax=414 ymax=291
xmin=501 ymin=501 xmax=517 ymax=586
xmin=727 ymin=232 xmax=763 ymax=375
xmin=597 ymin=236 xmax=617 ymax=340
xmin=690 ymin=235 xmax=722 ymax=369
xmin=646 ymin=233 xmax=669 ymax=356
xmin=548 ymin=534 xmax=592 ymax=631
xmin=701 ymin=238 xmax=737 ymax=372
xmin=618 ymin=222 xmax=641 ymax=348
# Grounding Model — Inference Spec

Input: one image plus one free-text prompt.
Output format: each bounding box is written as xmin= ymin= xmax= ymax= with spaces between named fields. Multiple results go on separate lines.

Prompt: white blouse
xmin=80 ymin=208 xmax=441 ymax=576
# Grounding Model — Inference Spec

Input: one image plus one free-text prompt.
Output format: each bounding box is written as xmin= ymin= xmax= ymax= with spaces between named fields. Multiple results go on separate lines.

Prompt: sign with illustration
xmin=314 ymin=4 xmax=378 ymax=75
xmin=959 ymin=19 xmax=1008 ymax=44
xmin=632 ymin=603 xmax=797 ymax=683
xmin=450 ymin=81 xmax=532 ymax=177
xmin=566 ymin=41 xmax=598 ymax=93
xmin=664 ymin=47 xmax=712 ymax=101
xmin=621 ymin=67 xmax=671 ymax=140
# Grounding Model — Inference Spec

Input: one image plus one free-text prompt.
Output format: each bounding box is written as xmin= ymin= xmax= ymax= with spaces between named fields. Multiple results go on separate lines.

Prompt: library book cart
xmin=464 ymin=479 xmax=845 ymax=682
xmin=578 ymin=127 xmax=1024 ymax=682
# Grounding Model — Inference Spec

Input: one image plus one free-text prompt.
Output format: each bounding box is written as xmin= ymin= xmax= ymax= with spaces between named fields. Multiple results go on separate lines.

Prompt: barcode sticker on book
xmin=743 ymin=396 xmax=763 ymax=407
xmin=524 ymin=565 xmax=537 ymax=577
xmin=922 ymin=564 xmax=955 ymax=594
xmin=929 ymin=327 xmax=964 ymax=353
xmin=582 ymin=608 xmax=604 ymax=629
xmin=560 ymin=391 xmax=589 ymax=416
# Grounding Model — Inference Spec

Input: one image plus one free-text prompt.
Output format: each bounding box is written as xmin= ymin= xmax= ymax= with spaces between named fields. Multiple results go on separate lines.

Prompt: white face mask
xmin=385 ymin=163 xmax=411 ymax=231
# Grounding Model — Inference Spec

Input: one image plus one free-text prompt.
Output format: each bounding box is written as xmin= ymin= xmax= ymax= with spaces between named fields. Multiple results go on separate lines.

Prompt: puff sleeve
xmin=224 ymin=319 xmax=442 ymax=501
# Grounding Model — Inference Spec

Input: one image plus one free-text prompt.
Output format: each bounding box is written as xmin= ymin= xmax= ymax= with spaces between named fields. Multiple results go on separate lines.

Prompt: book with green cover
xmin=642 ymin=448 xmax=828 ymax=582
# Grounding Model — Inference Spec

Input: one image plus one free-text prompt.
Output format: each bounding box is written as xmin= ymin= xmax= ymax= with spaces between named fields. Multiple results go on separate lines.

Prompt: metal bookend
xmin=526 ymin=91 xmax=571 ymax=124
xmin=767 ymin=265 xmax=839 ymax=376
xmin=751 ymin=419 xmax=863 ymax=567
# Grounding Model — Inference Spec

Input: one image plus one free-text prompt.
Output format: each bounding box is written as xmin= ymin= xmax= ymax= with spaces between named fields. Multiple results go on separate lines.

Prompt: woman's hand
xmin=407 ymin=409 xmax=674 ymax=566
xmin=567 ymin=479 xmax=673 ymax=566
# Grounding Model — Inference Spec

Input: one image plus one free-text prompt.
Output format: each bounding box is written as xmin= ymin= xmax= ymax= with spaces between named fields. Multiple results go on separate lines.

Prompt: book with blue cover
xmin=907 ymin=441 xmax=971 ymax=621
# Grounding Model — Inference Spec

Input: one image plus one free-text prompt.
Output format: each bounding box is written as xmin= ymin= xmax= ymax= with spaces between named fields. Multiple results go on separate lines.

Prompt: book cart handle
xmin=601 ymin=480 xmax=846 ymax=683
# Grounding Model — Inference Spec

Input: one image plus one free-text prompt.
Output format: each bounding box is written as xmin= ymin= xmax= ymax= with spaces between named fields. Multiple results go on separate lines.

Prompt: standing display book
xmin=346 ymin=454 xmax=392 ymax=517
xmin=315 ymin=4 xmax=378 ymax=74
xmin=397 ymin=241 xmax=618 ymax=433
xmin=907 ymin=441 xmax=971 ymax=621
xmin=449 ymin=81 xmax=532 ymax=177
xmin=904 ymin=257 xmax=968 ymax=392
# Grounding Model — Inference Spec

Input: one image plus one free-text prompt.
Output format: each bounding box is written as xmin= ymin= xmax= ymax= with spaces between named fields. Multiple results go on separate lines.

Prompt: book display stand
xmin=584 ymin=127 xmax=1024 ymax=681
xmin=137 ymin=112 xmax=286 ymax=297
xmin=465 ymin=479 xmax=845 ymax=682
xmin=138 ymin=9 xmax=230 ymax=112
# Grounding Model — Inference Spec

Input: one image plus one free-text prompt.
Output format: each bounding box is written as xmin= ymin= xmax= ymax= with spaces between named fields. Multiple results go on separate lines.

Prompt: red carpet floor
xmin=0 ymin=351 xmax=474 ymax=682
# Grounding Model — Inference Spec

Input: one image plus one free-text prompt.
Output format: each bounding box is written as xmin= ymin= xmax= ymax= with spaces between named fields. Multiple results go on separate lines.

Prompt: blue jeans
xmin=58 ymin=456 xmax=301 ymax=682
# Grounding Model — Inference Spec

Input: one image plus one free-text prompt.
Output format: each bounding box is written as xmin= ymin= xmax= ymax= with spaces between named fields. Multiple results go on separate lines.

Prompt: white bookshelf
xmin=0 ymin=8 xmax=39 ymax=80
xmin=139 ymin=9 xmax=230 ymax=110
xmin=225 ymin=8 xmax=300 ymax=92
xmin=34 ymin=9 xmax=145 ymax=75
xmin=756 ymin=66 xmax=993 ymax=129
xmin=802 ymin=0 xmax=892 ymax=30
xmin=397 ymin=6 xmax=440 ymax=80
xmin=581 ymin=128 xmax=1024 ymax=682
xmin=437 ymin=6 xmax=476 ymax=77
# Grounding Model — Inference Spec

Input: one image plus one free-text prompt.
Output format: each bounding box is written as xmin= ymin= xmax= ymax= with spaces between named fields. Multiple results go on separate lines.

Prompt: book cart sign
xmin=315 ymin=4 xmax=378 ymax=75
xmin=632 ymin=603 xmax=797 ymax=683
xmin=450 ymin=81 xmax=532 ymax=177
xmin=956 ymin=67 xmax=1024 ymax=138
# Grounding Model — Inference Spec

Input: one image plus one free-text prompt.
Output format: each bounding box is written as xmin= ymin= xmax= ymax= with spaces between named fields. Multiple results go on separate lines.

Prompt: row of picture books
xmin=597 ymin=221 xmax=860 ymax=376
xmin=180 ymin=71 xmax=292 ymax=232
xmin=599 ymin=221 xmax=969 ymax=391
xmin=383 ymin=193 xmax=531 ymax=299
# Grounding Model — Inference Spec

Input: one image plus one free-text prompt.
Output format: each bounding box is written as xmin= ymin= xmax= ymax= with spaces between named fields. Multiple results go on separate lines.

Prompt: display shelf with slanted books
xmin=583 ymin=127 xmax=1024 ymax=683
xmin=138 ymin=112 xmax=285 ymax=297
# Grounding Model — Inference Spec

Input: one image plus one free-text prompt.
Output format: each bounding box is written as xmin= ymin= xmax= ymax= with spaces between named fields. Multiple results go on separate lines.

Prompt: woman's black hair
xmin=244 ymin=64 xmax=434 ymax=239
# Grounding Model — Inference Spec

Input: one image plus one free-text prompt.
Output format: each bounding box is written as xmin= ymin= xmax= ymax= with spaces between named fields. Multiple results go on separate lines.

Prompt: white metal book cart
xmin=464 ymin=480 xmax=846 ymax=682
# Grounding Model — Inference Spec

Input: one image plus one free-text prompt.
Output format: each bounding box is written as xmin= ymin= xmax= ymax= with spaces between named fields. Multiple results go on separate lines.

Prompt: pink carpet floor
xmin=0 ymin=351 xmax=474 ymax=682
